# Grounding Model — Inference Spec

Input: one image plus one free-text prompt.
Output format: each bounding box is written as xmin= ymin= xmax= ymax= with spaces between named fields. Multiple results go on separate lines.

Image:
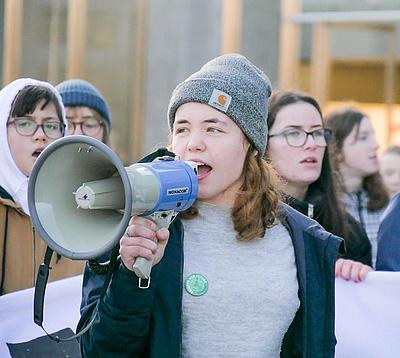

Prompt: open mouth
xmin=32 ymin=150 xmax=43 ymax=158
xmin=300 ymin=158 xmax=317 ymax=164
xmin=195 ymin=162 xmax=212 ymax=179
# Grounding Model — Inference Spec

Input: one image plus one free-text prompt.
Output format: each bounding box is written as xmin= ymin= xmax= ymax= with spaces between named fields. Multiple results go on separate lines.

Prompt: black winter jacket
xmin=78 ymin=205 xmax=343 ymax=358
xmin=376 ymin=193 xmax=400 ymax=271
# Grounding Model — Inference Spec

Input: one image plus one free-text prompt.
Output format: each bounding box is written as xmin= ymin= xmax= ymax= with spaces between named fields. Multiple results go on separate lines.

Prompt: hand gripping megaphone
xmin=28 ymin=135 xmax=198 ymax=279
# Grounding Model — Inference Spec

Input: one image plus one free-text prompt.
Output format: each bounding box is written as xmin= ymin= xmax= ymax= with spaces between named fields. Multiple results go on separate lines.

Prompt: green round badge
xmin=185 ymin=273 xmax=208 ymax=296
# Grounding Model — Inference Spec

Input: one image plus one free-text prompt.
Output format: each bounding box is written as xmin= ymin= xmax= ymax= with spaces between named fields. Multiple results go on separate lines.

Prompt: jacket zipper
xmin=179 ymin=221 xmax=184 ymax=357
xmin=356 ymin=192 xmax=365 ymax=230
xmin=0 ymin=206 xmax=9 ymax=295
xmin=280 ymin=209 xmax=309 ymax=356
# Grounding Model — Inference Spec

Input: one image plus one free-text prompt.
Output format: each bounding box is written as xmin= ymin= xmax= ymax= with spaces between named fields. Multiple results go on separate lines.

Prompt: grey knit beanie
xmin=56 ymin=79 xmax=111 ymax=132
xmin=167 ymin=53 xmax=272 ymax=156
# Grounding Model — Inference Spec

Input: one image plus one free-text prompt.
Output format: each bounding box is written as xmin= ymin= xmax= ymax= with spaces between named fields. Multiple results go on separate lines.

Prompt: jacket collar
xmin=279 ymin=202 xmax=344 ymax=305
xmin=279 ymin=203 xmax=307 ymax=304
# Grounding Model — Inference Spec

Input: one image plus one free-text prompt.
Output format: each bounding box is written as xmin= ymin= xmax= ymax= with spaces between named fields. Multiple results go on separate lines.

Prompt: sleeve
xmin=340 ymin=214 xmax=372 ymax=266
xmin=376 ymin=194 xmax=400 ymax=271
xmin=78 ymin=262 xmax=159 ymax=358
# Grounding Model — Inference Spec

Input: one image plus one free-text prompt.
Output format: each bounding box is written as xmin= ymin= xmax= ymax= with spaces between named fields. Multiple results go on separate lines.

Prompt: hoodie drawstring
xmin=0 ymin=206 xmax=9 ymax=295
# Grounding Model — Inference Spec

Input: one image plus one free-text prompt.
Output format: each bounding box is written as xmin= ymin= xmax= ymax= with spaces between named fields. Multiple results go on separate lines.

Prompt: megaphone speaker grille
xmin=28 ymin=136 xmax=132 ymax=260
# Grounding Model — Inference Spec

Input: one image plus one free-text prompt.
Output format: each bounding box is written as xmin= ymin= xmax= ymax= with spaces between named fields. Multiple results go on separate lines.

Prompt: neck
xmin=197 ymin=199 xmax=232 ymax=209
xmin=339 ymin=165 xmax=363 ymax=193
xmin=284 ymin=182 xmax=308 ymax=201
xmin=198 ymin=177 xmax=243 ymax=207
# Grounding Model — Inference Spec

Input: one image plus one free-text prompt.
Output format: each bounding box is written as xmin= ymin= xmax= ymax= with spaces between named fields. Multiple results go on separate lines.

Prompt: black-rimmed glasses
xmin=7 ymin=116 xmax=64 ymax=139
xmin=268 ymin=128 xmax=332 ymax=148
xmin=67 ymin=117 xmax=103 ymax=136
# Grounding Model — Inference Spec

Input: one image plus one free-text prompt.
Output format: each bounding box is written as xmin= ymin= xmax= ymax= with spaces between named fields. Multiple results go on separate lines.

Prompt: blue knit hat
xmin=56 ymin=79 xmax=111 ymax=132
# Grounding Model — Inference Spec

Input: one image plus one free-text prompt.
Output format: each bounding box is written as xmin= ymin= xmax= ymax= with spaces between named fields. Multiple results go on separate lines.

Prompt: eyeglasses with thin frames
xmin=67 ymin=117 xmax=103 ymax=136
xmin=7 ymin=116 xmax=64 ymax=139
xmin=268 ymin=128 xmax=332 ymax=148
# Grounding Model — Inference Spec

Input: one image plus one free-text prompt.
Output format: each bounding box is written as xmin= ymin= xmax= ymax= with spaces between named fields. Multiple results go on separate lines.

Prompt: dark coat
xmin=78 ymin=205 xmax=343 ymax=358
xmin=376 ymin=193 xmax=400 ymax=271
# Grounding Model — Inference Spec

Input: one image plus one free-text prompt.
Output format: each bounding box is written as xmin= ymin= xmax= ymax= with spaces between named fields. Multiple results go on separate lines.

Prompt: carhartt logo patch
xmin=208 ymin=89 xmax=231 ymax=113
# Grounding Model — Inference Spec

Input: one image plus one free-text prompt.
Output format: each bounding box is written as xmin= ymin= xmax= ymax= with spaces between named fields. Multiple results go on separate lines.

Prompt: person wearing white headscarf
xmin=0 ymin=78 xmax=84 ymax=295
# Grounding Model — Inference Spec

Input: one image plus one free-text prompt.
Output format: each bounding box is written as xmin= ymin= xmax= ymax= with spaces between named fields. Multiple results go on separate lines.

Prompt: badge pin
xmin=185 ymin=273 xmax=208 ymax=296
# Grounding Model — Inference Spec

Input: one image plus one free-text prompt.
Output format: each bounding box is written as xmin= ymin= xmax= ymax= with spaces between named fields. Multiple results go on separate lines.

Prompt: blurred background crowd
xmin=1 ymin=0 xmax=399 ymax=163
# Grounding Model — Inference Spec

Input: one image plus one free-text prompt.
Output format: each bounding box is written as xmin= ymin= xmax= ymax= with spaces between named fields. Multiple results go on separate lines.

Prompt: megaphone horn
xmin=28 ymin=136 xmax=198 ymax=279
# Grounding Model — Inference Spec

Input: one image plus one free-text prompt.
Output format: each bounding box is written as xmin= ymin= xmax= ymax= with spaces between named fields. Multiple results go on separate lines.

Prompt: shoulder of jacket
xmin=280 ymin=202 xmax=343 ymax=245
xmin=0 ymin=198 xmax=28 ymax=216
xmin=281 ymin=204 xmax=345 ymax=259
xmin=0 ymin=197 xmax=19 ymax=210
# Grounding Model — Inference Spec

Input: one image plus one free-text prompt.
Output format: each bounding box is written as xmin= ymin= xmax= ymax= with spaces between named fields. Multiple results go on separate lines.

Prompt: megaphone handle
xmin=132 ymin=211 xmax=176 ymax=279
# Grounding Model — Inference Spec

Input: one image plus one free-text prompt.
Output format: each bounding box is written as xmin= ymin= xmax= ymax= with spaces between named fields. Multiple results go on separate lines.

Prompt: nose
xmin=32 ymin=125 xmax=48 ymax=142
xmin=69 ymin=123 xmax=84 ymax=135
xmin=303 ymin=133 xmax=317 ymax=149
xmin=371 ymin=135 xmax=379 ymax=151
xmin=187 ymin=132 xmax=206 ymax=152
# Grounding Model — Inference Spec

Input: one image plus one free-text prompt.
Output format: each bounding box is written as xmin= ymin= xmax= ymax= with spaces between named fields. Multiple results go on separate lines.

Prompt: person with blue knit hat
xmin=79 ymin=54 xmax=342 ymax=357
xmin=56 ymin=79 xmax=111 ymax=143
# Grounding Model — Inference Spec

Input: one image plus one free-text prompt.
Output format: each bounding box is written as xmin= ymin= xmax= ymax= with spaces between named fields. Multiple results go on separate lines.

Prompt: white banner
xmin=0 ymin=275 xmax=82 ymax=358
xmin=335 ymin=271 xmax=400 ymax=358
xmin=0 ymin=271 xmax=399 ymax=357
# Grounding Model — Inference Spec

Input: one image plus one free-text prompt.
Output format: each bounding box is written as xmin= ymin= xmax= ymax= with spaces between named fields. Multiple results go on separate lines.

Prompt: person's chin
xmin=197 ymin=192 xmax=212 ymax=202
xmin=303 ymin=168 xmax=320 ymax=179
xmin=391 ymin=186 xmax=400 ymax=195
xmin=368 ymin=160 xmax=379 ymax=172
xmin=301 ymin=173 xmax=320 ymax=186
xmin=365 ymin=167 xmax=379 ymax=176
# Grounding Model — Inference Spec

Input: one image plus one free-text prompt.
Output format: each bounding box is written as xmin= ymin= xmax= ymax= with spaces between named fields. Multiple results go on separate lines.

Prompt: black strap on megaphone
xmin=34 ymin=244 xmax=120 ymax=342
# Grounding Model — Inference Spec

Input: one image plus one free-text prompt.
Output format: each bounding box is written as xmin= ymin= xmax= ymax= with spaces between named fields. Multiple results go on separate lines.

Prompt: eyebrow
xmin=66 ymin=115 xmax=96 ymax=120
xmin=174 ymin=119 xmax=189 ymax=125
xmin=282 ymin=124 xmax=323 ymax=130
xmin=21 ymin=115 xmax=59 ymax=121
xmin=44 ymin=116 xmax=60 ymax=120
xmin=204 ymin=118 xmax=228 ymax=126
